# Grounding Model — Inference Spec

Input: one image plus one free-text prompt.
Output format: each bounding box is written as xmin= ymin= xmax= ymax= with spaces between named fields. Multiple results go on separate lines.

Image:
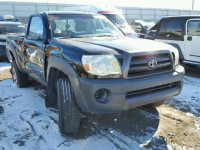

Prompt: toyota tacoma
xmin=6 ymin=11 xmax=184 ymax=135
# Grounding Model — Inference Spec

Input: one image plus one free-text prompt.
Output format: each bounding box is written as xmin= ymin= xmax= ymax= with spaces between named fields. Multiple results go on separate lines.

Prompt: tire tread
xmin=57 ymin=78 xmax=80 ymax=134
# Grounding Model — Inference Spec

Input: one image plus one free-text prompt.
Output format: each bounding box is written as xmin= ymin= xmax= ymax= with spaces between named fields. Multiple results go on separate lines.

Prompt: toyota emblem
xmin=148 ymin=59 xmax=158 ymax=69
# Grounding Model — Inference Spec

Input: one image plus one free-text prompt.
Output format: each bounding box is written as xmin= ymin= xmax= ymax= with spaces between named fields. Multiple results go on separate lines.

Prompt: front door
xmin=24 ymin=16 xmax=46 ymax=83
xmin=184 ymin=19 xmax=200 ymax=62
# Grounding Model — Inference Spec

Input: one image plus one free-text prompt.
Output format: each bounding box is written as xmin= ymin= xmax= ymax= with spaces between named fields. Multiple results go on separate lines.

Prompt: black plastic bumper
xmin=72 ymin=65 xmax=184 ymax=114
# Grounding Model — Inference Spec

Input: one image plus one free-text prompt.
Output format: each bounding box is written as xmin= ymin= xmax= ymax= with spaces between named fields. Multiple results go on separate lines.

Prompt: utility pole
xmin=192 ymin=0 xmax=194 ymax=11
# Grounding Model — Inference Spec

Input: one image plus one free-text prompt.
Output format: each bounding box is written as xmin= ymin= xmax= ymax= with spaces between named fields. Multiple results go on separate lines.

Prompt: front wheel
xmin=57 ymin=78 xmax=80 ymax=134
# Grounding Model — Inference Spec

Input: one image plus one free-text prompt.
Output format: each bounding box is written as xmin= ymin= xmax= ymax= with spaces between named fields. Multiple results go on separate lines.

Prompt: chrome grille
xmin=128 ymin=53 xmax=173 ymax=77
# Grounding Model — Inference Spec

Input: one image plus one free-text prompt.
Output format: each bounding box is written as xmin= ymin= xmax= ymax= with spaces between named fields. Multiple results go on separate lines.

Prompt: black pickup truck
xmin=7 ymin=11 xmax=184 ymax=135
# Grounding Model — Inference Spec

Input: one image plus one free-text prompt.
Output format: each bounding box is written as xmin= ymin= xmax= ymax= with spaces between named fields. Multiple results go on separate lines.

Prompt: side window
xmin=187 ymin=20 xmax=200 ymax=36
xmin=158 ymin=19 xmax=183 ymax=40
xmin=27 ymin=17 xmax=44 ymax=40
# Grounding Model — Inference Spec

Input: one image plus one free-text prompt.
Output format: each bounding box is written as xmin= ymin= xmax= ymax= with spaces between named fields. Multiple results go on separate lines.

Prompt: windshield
xmin=0 ymin=24 xmax=25 ymax=35
xmin=48 ymin=14 xmax=124 ymax=38
xmin=103 ymin=14 xmax=127 ymax=26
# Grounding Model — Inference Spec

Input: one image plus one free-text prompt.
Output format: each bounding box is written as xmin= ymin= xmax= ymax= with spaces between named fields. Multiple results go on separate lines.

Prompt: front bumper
xmin=72 ymin=65 xmax=184 ymax=114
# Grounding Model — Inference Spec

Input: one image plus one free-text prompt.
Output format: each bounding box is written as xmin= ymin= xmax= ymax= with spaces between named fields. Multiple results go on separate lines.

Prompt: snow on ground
xmin=196 ymin=119 xmax=200 ymax=133
xmin=167 ymin=144 xmax=194 ymax=150
xmin=166 ymin=75 xmax=200 ymax=117
xmin=166 ymin=75 xmax=200 ymax=136
xmin=0 ymin=79 xmax=148 ymax=150
xmin=0 ymin=62 xmax=11 ymax=71
xmin=0 ymin=63 xmax=200 ymax=149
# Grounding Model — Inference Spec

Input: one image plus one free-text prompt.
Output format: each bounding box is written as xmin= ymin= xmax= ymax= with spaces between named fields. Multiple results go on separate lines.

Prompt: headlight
xmin=82 ymin=55 xmax=122 ymax=76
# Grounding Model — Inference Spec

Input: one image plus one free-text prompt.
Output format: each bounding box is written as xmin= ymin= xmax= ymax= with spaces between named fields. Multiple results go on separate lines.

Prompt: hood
xmin=57 ymin=37 xmax=177 ymax=55
xmin=0 ymin=33 xmax=24 ymax=41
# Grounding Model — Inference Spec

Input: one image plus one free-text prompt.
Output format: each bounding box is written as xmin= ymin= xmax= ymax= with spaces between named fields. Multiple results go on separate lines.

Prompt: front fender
xmin=167 ymin=43 xmax=184 ymax=60
xmin=46 ymin=55 xmax=79 ymax=81
xmin=47 ymin=55 xmax=89 ymax=112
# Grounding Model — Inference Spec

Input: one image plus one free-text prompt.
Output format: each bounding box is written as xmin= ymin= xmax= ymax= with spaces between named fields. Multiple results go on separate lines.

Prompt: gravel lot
xmin=0 ymin=62 xmax=200 ymax=150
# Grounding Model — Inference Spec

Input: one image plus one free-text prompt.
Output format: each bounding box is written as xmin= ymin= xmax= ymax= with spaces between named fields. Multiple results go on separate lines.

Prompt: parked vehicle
xmin=66 ymin=5 xmax=138 ymax=38
xmin=146 ymin=16 xmax=200 ymax=66
xmin=131 ymin=20 xmax=156 ymax=38
xmin=145 ymin=23 xmax=159 ymax=40
xmin=0 ymin=22 xmax=25 ymax=61
xmin=131 ymin=21 xmax=146 ymax=38
xmin=134 ymin=20 xmax=155 ymax=32
xmin=0 ymin=15 xmax=20 ymax=22
xmin=7 ymin=11 xmax=184 ymax=135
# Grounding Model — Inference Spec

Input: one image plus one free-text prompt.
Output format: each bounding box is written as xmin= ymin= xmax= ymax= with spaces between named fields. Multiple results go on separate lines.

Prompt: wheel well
xmin=9 ymin=51 xmax=15 ymax=61
xmin=45 ymin=67 xmax=69 ymax=108
xmin=50 ymin=67 xmax=67 ymax=86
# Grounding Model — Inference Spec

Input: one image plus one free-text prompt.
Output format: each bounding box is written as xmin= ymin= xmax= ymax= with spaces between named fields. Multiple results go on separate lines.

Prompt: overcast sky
xmin=4 ymin=0 xmax=200 ymax=11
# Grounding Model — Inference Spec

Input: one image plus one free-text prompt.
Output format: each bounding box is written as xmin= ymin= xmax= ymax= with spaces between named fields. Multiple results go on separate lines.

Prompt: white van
xmin=66 ymin=5 xmax=138 ymax=38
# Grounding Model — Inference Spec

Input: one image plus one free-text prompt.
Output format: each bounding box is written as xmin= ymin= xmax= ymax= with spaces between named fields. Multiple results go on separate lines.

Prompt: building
xmin=0 ymin=1 xmax=200 ymax=23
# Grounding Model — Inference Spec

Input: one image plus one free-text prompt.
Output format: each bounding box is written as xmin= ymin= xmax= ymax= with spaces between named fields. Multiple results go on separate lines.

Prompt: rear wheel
xmin=57 ymin=78 xmax=80 ymax=134
xmin=11 ymin=61 xmax=29 ymax=87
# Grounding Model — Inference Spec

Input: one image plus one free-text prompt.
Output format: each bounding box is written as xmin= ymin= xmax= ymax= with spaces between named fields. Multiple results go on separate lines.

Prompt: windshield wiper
xmin=58 ymin=35 xmax=93 ymax=39
xmin=95 ymin=34 xmax=116 ymax=37
xmin=57 ymin=34 xmax=120 ymax=39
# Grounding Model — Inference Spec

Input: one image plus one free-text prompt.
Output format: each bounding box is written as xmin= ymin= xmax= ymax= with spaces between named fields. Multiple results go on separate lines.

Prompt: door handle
xmin=187 ymin=36 xmax=192 ymax=41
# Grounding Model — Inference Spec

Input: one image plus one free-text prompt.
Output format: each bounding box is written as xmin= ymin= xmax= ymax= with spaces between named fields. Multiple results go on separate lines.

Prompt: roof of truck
xmin=163 ymin=15 xmax=200 ymax=19
xmin=44 ymin=11 xmax=99 ymax=16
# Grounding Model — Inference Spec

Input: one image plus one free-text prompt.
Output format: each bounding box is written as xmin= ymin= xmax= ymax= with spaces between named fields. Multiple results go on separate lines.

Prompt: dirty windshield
xmin=48 ymin=14 xmax=124 ymax=38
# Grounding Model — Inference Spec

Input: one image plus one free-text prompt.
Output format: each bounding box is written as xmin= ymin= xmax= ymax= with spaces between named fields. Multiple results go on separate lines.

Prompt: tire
xmin=57 ymin=78 xmax=80 ymax=134
xmin=144 ymin=100 xmax=164 ymax=108
xmin=11 ymin=61 xmax=29 ymax=87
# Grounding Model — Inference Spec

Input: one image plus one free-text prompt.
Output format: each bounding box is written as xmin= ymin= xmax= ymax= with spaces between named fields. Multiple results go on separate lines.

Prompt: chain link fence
xmin=0 ymin=2 xmax=200 ymax=23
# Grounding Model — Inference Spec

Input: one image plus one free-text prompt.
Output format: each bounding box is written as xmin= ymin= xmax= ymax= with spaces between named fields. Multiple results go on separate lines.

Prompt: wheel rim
xmin=11 ymin=66 xmax=17 ymax=84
